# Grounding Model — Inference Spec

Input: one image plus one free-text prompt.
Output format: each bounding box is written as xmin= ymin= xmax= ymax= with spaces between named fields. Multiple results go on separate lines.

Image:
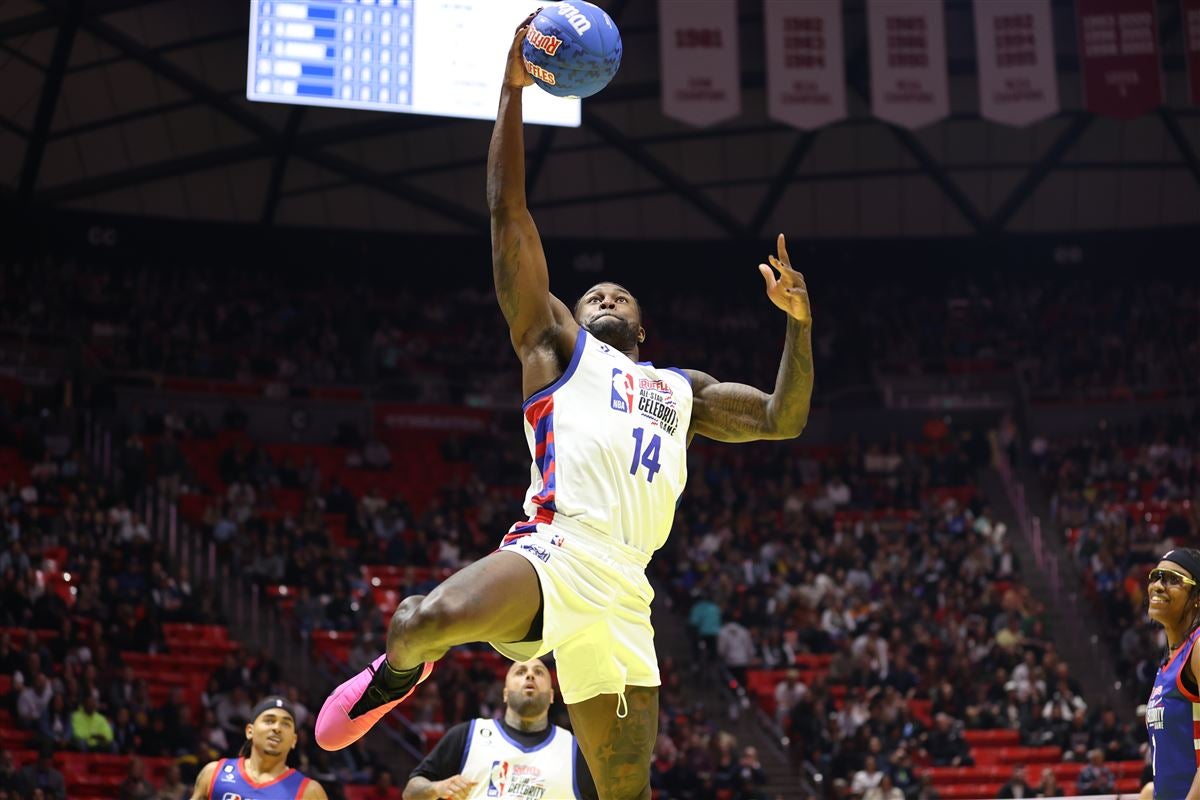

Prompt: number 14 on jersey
xmin=629 ymin=427 xmax=662 ymax=483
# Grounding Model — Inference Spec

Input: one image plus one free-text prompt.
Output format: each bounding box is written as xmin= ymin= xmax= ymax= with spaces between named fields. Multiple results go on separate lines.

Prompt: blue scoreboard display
xmin=246 ymin=0 xmax=581 ymax=127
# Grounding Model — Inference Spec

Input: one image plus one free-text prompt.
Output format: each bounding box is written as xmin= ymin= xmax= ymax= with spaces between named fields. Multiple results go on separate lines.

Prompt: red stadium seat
xmin=963 ymin=729 xmax=1019 ymax=746
xmin=933 ymin=783 xmax=1000 ymax=799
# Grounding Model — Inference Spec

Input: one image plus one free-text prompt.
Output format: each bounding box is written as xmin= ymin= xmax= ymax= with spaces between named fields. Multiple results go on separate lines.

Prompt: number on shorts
xmin=629 ymin=427 xmax=662 ymax=483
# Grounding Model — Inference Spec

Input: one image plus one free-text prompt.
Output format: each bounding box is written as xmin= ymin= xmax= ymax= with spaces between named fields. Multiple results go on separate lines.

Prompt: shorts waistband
xmin=508 ymin=514 xmax=652 ymax=570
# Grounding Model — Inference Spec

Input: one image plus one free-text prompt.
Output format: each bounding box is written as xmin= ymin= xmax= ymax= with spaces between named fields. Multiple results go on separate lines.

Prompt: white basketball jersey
xmin=460 ymin=719 xmax=581 ymax=800
xmin=507 ymin=329 xmax=693 ymax=556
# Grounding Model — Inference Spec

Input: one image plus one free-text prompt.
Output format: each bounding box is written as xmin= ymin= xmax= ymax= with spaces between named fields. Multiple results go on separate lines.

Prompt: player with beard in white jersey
xmin=315 ymin=13 xmax=815 ymax=800
xmin=403 ymin=658 xmax=596 ymax=800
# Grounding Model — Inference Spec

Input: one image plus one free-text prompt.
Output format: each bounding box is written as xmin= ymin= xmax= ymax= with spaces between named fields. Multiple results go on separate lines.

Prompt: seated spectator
xmin=117 ymin=756 xmax=155 ymax=800
xmin=18 ymin=745 xmax=66 ymax=800
xmin=0 ymin=749 xmax=27 ymax=797
xmin=17 ymin=673 xmax=54 ymax=729
xmin=156 ymin=762 xmax=188 ymax=800
xmin=1035 ymin=766 xmax=1062 ymax=798
xmin=996 ymin=764 xmax=1032 ymax=799
xmin=70 ymin=694 xmax=114 ymax=752
xmin=864 ymin=773 xmax=904 ymax=800
xmin=851 ymin=754 xmax=884 ymax=796
xmin=924 ymin=713 xmax=973 ymax=767
xmin=734 ymin=746 xmax=768 ymax=800
xmin=1076 ymin=748 xmax=1116 ymax=796
xmin=37 ymin=693 xmax=72 ymax=750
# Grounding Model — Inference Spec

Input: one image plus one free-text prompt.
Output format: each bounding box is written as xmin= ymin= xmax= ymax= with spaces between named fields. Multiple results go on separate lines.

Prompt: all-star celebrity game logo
xmin=610 ymin=369 xmax=679 ymax=435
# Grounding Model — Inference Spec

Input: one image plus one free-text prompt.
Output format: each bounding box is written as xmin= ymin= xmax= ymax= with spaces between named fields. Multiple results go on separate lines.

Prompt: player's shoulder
xmin=191 ymin=760 xmax=222 ymax=798
xmin=300 ymin=775 xmax=329 ymax=800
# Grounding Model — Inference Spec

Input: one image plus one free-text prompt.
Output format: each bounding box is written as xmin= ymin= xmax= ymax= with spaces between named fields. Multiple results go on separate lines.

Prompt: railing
xmin=994 ymin=450 xmax=1121 ymax=711
xmin=82 ymin=414 xmax=425 ymax=760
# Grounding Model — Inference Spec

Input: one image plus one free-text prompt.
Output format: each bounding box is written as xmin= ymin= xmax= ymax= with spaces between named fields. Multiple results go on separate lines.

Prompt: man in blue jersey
xmin=316 ymin=13 xmax=815 ymax=800
xmin=403 ymin=658 xmax=597 ymax=800
xmin=191 ymin=696 xmax=327 ymax=800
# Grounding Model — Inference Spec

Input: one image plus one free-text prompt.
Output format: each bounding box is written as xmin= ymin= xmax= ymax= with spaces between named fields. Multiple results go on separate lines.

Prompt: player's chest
xmin=567 ymin=359 xmax=690 ymax=442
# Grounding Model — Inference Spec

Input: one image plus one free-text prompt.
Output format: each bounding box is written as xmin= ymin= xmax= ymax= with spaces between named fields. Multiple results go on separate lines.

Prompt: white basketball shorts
xmin=490 ymin=517 xmax=660 ymax=705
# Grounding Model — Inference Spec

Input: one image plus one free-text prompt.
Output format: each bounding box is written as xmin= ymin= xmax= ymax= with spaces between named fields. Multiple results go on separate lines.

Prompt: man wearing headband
xmin=1144 ymin=548 xmax=1200 ymax=800
xmin=189 ymin=696 xmax=327 ymax=800
xmin=403 ymin=659 xmax=597 ymax=800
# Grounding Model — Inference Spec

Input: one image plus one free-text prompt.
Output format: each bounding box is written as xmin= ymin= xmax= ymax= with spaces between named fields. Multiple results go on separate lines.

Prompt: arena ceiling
xmin=1 ymin=0 xmax=1199 ymax=240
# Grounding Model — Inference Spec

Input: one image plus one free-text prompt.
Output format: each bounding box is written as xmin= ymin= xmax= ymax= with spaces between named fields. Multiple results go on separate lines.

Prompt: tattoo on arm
xmin=493 ymin=232 xmax=522 ymax=324
xmin=691 ymin=316 xmax=813 ymax=443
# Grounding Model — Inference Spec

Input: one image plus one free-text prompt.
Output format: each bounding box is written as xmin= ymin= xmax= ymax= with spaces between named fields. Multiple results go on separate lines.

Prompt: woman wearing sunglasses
xmin=1145 ymin=548 xmax=1200 ymax=800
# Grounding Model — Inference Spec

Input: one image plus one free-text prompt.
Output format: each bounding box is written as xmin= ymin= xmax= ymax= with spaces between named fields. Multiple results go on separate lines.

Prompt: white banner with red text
xmin=764 ymin=0 xmax=847 ymax=130
xmin=974 ymin=0 xmax=1060 ymax=126
xmin=659 ymin=0 xmax=741 ymax=127
xmin=867 ymin=0 xmax=949 ymax=129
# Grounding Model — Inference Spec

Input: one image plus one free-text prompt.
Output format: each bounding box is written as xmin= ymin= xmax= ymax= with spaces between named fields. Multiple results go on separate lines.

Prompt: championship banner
xmin=973 ymin=0 xmax=1059 ymax=126
xmin=764 ymin=0 xmax=847 ymax=130
xmin=1185 ymin=0 xmax=1200 ymax=105
xmin=659 ymin=0 xmax=741 ymax=127
xmin=867 ymin=0 xmax=950 ymax=129
xmin=1077 ymin=0 xmax=1163 ymax=119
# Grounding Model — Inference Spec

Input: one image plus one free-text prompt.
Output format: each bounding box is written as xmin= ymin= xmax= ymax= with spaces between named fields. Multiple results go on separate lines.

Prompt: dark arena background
xmin=0 ymin=1 xmax=1198 ymax=799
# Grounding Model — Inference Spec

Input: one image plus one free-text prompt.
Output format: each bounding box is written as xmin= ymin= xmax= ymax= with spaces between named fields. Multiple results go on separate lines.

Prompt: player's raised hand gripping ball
xmin=521 ymin=1 xmax=622 ymax=98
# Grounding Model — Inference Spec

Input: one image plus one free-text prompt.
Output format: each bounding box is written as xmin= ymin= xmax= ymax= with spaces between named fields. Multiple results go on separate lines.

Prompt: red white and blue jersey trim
xmin=206 ymin=757 xmax=310 ymax=800
xmin=503 ymin=329 xmax=692 ymax=556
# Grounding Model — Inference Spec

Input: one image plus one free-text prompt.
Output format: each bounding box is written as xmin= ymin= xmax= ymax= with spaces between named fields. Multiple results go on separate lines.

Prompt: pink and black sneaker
xmin=315 ymin=653 xmax=434 ymax=751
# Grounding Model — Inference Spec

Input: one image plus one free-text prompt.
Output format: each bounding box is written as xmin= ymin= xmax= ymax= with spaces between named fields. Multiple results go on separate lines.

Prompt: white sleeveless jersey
xmin=461 ymin=719 xmax=581 ymax=799
xmin=506 ymin=329 xmax=693 ymax=556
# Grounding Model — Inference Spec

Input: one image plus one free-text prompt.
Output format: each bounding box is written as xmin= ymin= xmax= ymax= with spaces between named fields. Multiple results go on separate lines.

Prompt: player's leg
xmin=386 ymin=549 xmax=541 ymax=668
xmin=316 ymin=549 xmax=541 ymax=750
xmin=567 ymin=687 xmax=658 ymax=800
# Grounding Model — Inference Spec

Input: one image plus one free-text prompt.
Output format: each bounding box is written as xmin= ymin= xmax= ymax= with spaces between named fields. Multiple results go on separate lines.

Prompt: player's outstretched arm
xmin=686 ymin=234 xmax=813 ymax=443
xmin=189 ymin=762 xmax=217 ymax=800
xmin=487 ymin=16 xmax=576 ymax=356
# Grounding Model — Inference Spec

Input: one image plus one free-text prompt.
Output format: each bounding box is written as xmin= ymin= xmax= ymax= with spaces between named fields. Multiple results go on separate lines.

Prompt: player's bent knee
xmin=395 ymin=592 xmax=467 ymax=647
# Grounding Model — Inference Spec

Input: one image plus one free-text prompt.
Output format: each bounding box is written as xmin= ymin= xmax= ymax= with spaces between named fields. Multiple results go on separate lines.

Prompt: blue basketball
xmin=521 ymin=1 xmax=622 ymax=99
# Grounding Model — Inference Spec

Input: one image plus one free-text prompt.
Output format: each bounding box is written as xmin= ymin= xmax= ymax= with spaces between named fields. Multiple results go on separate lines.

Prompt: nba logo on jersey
xmin=610 ymin=369 xmax=634 ymax=412
xmin=221 ymin=794 xmax=243 ymax=800
xmin=487 ymin=760 xmax=509 ymax=797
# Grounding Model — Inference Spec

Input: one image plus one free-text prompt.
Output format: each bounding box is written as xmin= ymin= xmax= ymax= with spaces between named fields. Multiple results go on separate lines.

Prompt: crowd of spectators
xmin=3 ymin=252 xmax=1194 ymax=799
xmin=0 ymin=398 xmax=409 ymax=800
xmin=2 ymin=256 xmax=1196 ymax=406
xmin=671 ymin=427 xmax=1151 ymax=798
xmin=1030 ymin=406 xmax=1200 ymax=703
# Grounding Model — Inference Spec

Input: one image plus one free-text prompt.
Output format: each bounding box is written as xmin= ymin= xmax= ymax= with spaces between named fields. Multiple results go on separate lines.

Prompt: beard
xmin=508 ymin=692 xmax=552 ymax=718
xmin=586 ymin=314 xmax=640 ymax=351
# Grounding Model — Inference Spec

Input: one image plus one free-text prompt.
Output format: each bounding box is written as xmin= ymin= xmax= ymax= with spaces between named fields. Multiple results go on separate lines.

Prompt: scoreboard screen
xmin=246 ymin=0 xmax=581 ymax=127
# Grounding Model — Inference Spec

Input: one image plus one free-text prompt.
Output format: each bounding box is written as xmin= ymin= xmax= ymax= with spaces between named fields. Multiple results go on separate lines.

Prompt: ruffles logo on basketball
xmin=523 ymin=58 xmax=557 ymax=86
xmin=526 ymin=25 xmax=563 ymax=56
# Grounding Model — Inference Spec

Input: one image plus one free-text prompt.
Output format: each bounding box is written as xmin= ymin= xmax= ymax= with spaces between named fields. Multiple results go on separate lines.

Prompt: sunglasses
xmin=1148 ymin=567 xmax=1197 ymax=588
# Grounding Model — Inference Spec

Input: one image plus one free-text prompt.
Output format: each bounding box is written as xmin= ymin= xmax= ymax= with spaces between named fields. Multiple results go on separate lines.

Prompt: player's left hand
xmin=758 ymin=233 xmax=811 ymax=327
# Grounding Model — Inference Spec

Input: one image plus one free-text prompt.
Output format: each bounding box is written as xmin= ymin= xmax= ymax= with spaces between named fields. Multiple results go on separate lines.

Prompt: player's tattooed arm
xmin=488 ymin=18 xmax=576 ymax=355
xmin=687 ymin=234 xmax=813 ymax=443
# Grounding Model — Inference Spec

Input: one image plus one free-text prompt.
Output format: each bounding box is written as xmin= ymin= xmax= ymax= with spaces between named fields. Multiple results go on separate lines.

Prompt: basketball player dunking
xmin=316 ymin=16 xmax=814 ymax=799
